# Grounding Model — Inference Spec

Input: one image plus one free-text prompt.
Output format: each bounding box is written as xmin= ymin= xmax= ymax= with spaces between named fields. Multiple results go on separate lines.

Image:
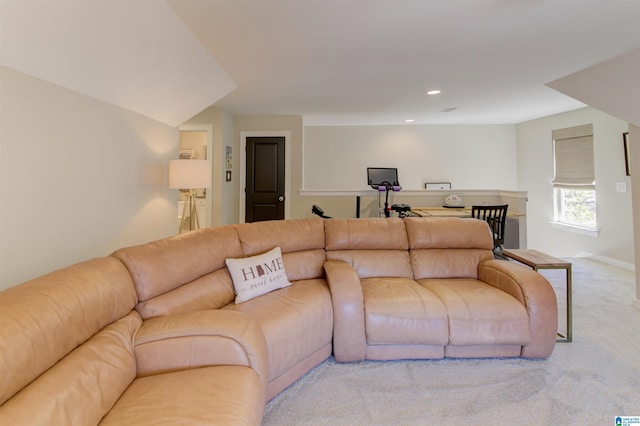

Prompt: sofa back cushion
xmin=233 ymin=218 xmax=326 ymax=282
xmin=0 ymin=257 xmax=139 ymax=421
xmin=0 ymin=313 xmax=141 ymax=425
xmin=404 ymin=217 xmax=494 ymax=279
xmin=113 ymin=226 xmax=243 ymax=318
xmin=325 ymin=218 xmax=413 ymax=279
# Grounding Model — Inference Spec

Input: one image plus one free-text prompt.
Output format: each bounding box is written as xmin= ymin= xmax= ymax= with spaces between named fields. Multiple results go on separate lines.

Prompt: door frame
xmin=178 ymin=124 xmax=214 ymax=228
xmin=240 ymin=131 xmax=291 ymax=223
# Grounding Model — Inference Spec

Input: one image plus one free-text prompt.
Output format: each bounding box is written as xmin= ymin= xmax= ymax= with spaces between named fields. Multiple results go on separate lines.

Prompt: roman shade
xmin=552 ymin=124 xmax=594 ymax=189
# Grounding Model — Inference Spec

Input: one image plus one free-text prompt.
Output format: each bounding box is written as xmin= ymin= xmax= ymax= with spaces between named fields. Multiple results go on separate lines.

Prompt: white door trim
xmin=240 ymin=131 xmax=291 ymax=223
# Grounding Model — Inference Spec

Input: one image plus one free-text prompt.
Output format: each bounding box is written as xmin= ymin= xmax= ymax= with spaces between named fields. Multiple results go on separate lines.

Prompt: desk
xmin=501 ymin=249 xmax=572 ymax=343
xmin=412 ymin=207 xmax=471 ymax=217
xmin=412 ymin=207 xmax=523 ymax=218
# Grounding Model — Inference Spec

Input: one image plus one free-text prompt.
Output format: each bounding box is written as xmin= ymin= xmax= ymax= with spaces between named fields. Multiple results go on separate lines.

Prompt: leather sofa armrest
xmin=134 ymin=310 xmax=268 ymax=397
xmin=324 ymin=260 xmax=366 ymax=362
xmin=478 ymin=259 xmax=558 ymax=358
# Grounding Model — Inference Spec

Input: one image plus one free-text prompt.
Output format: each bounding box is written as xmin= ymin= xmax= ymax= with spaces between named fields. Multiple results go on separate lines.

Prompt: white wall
xmin=220 ymin=109 xmax=237 ymax=225
xmin=0 ymin=67 xmax=178 ymax=290
xmin=303 ymin=125 xmax=518 ymax=190
xmin=629 ymin=124 xmax=640 ymax=305
xmin=184 ymin=106 xmax=238 ymax=226
xmin=516 ymin=107 xmax=634 ymax=266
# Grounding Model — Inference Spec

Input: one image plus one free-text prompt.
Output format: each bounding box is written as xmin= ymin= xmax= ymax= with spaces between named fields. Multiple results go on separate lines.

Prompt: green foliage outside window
xmin=556 ymin=188 xmax=596 ymax=228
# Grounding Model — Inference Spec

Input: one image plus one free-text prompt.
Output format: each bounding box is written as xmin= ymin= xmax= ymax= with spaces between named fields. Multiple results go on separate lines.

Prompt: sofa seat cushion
xmin=361 ymin=277 xmax=449 ymax=346
xmin=418 ymin=279 xmax=531 ymax=346
xmin=100 ymin=366 xmax=263 ymax=426
xmin=223 ymin=279 xmax=333 ymax=382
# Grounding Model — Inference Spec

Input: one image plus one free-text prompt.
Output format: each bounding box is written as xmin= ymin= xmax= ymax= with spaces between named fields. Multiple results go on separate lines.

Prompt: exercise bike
xmin=371 ymin=181 xmax=412 ymax=218
xmin=311 ymin=188 xmax=412 ymax=219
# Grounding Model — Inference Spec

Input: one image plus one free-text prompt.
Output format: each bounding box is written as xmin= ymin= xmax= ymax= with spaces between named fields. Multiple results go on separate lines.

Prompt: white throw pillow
xmin=225 ymin=247 xmax=291 ymax=304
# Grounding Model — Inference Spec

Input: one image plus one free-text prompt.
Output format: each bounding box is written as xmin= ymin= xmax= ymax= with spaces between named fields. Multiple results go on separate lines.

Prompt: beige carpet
xmin=263 ymin=258 xmax=640 ymax=425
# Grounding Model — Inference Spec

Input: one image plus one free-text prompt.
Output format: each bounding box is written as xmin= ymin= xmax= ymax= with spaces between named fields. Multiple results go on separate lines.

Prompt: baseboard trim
xmin=574 ymin=252 xmax=635 ymax=272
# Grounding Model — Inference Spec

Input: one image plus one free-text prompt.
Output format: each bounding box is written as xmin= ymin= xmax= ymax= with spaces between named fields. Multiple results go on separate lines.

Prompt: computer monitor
xmin=367 ymin=167 xmax=399 ymax=188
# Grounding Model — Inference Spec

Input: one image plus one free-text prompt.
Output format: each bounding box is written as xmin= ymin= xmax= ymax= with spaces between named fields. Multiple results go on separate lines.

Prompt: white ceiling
xmin=167 ymin=0 xmax=640 ymax=125
xmin=1 ymin=0 xmax=639 ymax=127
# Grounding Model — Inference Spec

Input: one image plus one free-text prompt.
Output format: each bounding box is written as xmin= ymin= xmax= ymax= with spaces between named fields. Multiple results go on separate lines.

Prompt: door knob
xmin=278 ymin=196 xmax=285 ymax=202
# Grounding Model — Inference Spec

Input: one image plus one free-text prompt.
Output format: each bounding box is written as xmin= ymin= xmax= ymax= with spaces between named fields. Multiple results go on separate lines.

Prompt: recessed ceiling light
xmin=427 ymin=90 xmax=441 ymax=95
xmin=405 ymin=119 xmax=414 ymax=123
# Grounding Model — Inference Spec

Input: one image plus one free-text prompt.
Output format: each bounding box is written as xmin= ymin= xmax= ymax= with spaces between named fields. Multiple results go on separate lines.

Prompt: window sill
xmin=551 ymin=221 xmax=600 ymax=237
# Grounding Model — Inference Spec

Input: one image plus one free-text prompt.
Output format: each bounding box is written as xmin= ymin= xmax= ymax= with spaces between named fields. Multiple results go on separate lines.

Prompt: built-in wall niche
xmin=179 ymin=131 xmax=207 ymax=159
xmin=179 ymin=131 xmax=207 ymax=199
xmin=177 ymin=130 xmax=208 ymax=231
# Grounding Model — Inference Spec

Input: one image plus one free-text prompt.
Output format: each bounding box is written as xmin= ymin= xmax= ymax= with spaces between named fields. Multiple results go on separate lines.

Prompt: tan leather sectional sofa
xmin=0 ymin=217 xmax=557 ymax=425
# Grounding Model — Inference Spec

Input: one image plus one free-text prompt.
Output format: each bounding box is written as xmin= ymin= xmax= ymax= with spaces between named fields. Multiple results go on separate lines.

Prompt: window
xmin=554 ymin=188 xmax=596 ymax=227
xmin=552 ymin=124 xmax=597 ymax=231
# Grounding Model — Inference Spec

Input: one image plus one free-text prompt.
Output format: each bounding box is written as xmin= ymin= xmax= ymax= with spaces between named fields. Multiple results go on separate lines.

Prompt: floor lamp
xmin=169 ymin=159 xmax=211 ymax=233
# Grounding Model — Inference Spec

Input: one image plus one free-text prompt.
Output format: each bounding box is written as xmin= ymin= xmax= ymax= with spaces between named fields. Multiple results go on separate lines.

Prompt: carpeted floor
xmin=263 ymin=258 xmax=640 ymax=425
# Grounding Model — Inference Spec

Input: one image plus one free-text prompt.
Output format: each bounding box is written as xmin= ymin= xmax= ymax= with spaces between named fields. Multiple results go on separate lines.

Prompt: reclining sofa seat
xmin=113 ymin=218 xmax=333 ymax=401
xmin=222 ymin=218 xmax=333 ymax=399
xmin=0 ymin=257 xmax=267 ymax=425
xmin=324 ymin=217 xmax=558 ymax=362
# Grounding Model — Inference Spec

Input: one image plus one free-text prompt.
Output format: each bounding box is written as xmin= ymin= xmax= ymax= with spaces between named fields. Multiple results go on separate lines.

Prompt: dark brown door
xmin=245 ymin=136 xmax=285 ymax=222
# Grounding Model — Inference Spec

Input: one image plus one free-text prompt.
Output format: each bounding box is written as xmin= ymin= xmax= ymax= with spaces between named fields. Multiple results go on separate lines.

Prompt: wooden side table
xmin=501 ymin=249 xmax=572 ymax=342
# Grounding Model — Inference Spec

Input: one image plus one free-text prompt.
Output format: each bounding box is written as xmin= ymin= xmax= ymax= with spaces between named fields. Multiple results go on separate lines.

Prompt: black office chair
xmin=471 ymin=204 xmax=508 ymax=258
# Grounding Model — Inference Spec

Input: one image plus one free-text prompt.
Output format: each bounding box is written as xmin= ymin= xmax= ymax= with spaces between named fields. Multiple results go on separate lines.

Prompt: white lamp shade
xmin=169 ymin=159 xmax=211 ymax=189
